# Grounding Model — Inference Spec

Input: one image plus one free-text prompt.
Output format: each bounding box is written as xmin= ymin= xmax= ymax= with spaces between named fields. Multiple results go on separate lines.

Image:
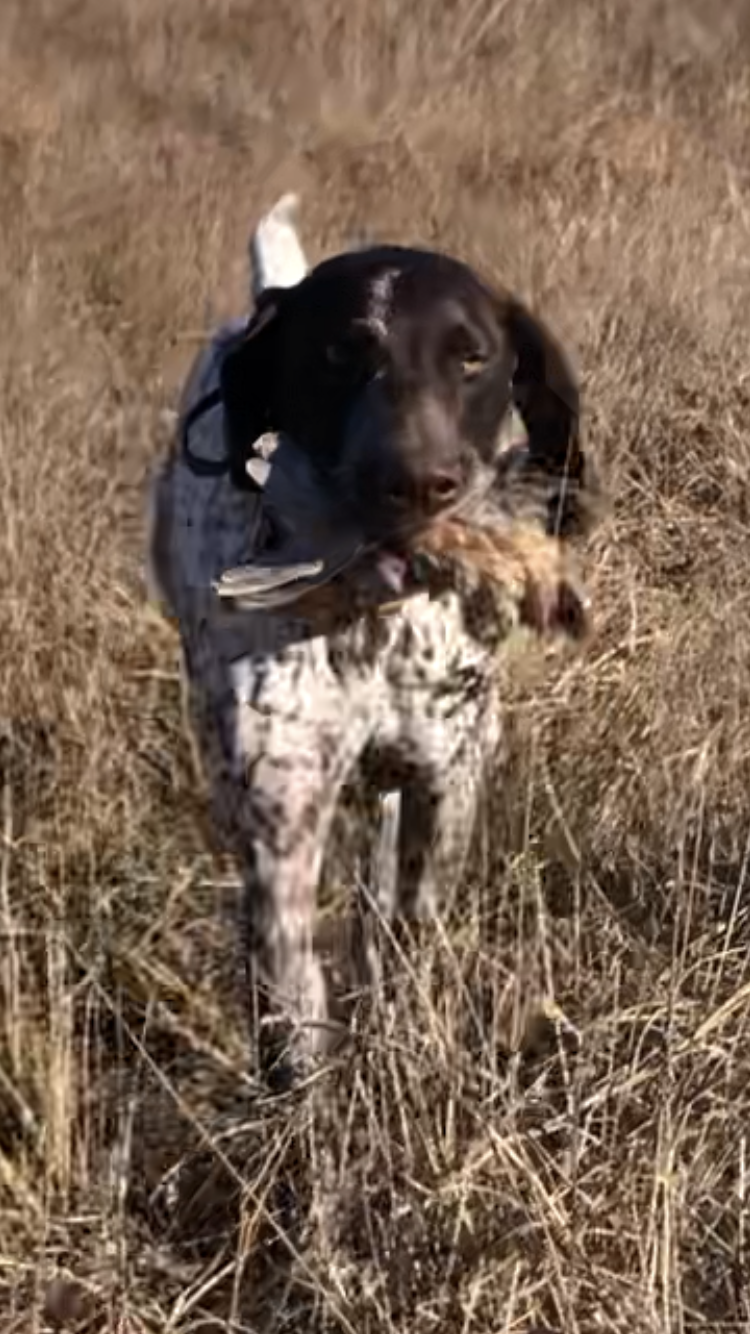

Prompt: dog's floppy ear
xmin=501 ymin=296 xmax=581 ymax=478
xmin=219 ymin=287 xmax=286 ymax=492
xmin=497 ymin=295 xmax=606 ymax=538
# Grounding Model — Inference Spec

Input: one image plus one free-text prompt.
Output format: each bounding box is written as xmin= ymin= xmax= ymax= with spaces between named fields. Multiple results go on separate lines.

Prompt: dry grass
xmin=2 ymin=0 xmax=750 ymax=1328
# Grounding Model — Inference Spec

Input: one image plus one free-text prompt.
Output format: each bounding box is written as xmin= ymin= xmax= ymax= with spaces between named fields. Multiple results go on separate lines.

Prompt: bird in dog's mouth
xmin=212 ymin=432 xmax=593 ymax=640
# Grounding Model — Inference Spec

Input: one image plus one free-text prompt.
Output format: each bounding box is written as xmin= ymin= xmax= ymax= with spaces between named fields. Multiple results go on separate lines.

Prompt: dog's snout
xmin=344 ymin=377 xmax=473 ymax=533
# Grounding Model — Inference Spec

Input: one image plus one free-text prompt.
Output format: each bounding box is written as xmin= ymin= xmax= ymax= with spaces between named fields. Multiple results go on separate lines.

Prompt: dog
xmin=148 ymin=195 xmax=602 ymax=1094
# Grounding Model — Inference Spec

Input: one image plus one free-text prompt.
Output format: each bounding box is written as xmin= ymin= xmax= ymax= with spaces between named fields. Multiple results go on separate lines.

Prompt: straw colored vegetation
xmin=2 ymin=0 xmax=750 ymax=1328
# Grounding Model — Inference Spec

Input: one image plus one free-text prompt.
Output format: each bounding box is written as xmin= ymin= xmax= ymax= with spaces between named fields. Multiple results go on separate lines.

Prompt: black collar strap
xmin=179 ymin=384 xmax=263 ymax=495
xmin=180 ymin=386 xmax=230 ymax=478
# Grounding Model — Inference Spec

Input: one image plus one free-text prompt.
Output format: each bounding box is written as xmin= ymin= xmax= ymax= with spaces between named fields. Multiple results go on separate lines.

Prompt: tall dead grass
xmin=2 ymin=0 xmax=750 ymax=1328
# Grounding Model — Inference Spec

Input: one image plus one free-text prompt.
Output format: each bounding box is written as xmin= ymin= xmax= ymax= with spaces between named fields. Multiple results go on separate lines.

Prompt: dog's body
xmin=149 ymin=197 xmax=600 ymax=1091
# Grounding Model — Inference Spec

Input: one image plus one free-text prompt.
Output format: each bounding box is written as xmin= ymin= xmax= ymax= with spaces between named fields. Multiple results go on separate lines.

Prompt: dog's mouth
xmin=372 ymin=546 xmax=411 ymax=595
xmin=366 ymin=486 xmax=483 ymax=595
xmin=365 ymin=503 xmax=469 ymax=596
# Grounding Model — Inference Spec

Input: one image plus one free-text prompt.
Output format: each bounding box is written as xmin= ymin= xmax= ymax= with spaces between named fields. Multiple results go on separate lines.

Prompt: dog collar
xmin=179 ymin=386 xmax=230 ymax=478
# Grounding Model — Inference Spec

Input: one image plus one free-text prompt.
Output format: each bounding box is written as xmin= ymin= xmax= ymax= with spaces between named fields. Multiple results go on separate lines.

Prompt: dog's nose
xmin=424 ymin=470 xmax=461 ymax=510
xmin=386 ymin=468 xmax=461 ymax=516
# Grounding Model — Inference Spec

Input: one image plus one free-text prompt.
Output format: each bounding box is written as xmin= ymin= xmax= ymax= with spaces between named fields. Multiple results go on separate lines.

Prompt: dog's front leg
xmin=226 ymin=748 xmax=342 ymax=1094
xmin=241 ymin=826 xmax=327 ymax=1095
xmin=209 ymin=649 xmax=371 ymax=1095
xmin=396 ymin=685 xmax=501 ymax=920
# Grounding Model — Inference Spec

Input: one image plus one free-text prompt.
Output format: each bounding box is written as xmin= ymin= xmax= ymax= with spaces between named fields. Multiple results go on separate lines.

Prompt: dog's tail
xmin=249 ymin=192 xmax=309 ymax=300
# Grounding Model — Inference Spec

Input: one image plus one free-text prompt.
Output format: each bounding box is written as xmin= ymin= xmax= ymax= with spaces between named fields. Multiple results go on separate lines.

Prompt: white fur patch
xmin=366 ymin=268 xmax=399 ymax=340
xmin=250 ymin=193 xmax=308 ymax=298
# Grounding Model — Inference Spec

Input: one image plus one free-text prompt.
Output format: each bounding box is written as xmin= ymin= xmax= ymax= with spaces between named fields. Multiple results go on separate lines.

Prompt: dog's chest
xmin=316 ymin=592 xmax=498 ymax=745
xmin=377 ymin=592 xmax=493 ymax=693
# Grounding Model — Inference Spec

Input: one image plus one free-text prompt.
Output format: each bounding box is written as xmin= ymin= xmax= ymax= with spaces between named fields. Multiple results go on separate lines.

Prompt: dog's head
xmin=220 ymin=246 xmax=598 ymax=565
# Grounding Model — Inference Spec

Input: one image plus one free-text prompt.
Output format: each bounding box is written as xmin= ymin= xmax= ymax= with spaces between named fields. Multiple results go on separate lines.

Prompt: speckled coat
xmin=147 ymin=308 xmax=522 ymax=1089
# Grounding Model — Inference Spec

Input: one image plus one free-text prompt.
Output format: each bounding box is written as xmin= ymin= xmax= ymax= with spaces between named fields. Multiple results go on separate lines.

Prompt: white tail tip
xmin=250 ymin=192 xmax=308 ymax=299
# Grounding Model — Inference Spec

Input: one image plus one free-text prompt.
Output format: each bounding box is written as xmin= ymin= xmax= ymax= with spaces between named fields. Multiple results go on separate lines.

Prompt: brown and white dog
xmin=148 ymin=195 xmax=602 ymax=1093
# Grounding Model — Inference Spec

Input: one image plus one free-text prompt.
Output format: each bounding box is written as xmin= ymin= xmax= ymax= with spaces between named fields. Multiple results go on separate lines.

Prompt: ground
xmin=2 ymin=0 xmax=750 ymax=1329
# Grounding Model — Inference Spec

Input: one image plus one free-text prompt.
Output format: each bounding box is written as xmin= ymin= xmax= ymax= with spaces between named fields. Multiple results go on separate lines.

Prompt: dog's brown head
xmin=220 ymin=246 xmax=601 ymax=585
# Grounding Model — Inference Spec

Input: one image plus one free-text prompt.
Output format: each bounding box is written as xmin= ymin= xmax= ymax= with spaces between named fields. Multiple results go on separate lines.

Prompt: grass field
xmin=3 ymin=0 xmax=750 ymax=1328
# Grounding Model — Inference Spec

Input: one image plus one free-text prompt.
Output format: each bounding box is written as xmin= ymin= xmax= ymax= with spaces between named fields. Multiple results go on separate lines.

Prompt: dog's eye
xmin=460 ymin=353 xmax=488 ymax=380
xmin=326 ymin=342 xmax=352 ymax=369
xmin=325 ymin=336 xmax=380 ymax=385
xmin=325 ymin=339 xmax=367 ymax=375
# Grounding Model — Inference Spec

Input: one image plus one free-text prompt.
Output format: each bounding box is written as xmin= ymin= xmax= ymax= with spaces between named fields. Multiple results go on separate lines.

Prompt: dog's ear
xmin=219 ymin=287 xmax=287 ymax=492
xmin=500 ymin=296 xmax=581 ymax=477
xmin=497 ymin=295 xmax=606 ymax=539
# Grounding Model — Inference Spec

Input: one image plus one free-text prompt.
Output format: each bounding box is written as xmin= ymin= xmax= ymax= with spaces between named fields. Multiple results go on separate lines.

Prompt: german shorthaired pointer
xmin=148 ymin=196 xmax=601 ymax=1093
